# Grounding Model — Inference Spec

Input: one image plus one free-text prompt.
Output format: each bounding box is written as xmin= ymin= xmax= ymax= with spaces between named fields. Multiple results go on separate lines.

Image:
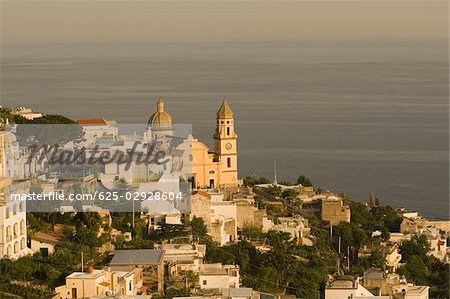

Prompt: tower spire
xmin=216 ymin=98 xmax=233 ymax=119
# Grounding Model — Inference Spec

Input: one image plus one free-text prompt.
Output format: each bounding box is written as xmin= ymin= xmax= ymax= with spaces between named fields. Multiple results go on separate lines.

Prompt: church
xmin=147 ymin=98 xmax=240 ymax=190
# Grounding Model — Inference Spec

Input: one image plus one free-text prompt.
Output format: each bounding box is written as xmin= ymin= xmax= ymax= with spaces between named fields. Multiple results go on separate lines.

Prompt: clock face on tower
xmin=225 ymin=143 xmax=232 ymax=150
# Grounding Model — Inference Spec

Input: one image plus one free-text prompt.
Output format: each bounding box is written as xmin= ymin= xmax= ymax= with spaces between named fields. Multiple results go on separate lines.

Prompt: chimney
xmin=86 ymin=265 xmax=94 ymax=274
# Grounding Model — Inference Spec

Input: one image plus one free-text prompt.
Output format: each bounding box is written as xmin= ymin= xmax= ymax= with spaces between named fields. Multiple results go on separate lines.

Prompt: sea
xmin=1 ymin=40 xmax=448 ymax=219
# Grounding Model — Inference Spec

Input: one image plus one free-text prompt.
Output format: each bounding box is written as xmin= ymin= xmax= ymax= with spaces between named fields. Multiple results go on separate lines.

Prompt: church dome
xmin=148 ymin=98 xmax=173 ymax=128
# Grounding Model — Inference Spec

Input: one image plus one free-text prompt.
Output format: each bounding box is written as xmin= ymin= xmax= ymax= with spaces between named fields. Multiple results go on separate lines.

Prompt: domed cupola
xmin=148 ymin=98 xmax=173 ymax=129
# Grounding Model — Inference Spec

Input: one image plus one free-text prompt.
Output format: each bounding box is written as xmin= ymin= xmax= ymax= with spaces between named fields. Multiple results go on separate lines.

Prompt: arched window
xmin=6 ymin=245 xmax=12 ymax=256
xmin=20 ymin=238 xmax=26 ymax=250
xmin=13 ymin=205 xmax=17 ymax=215
xmin=5 ymin=207 xmax=10 ymax=219
xmin=19 ymin=202 xmax=25 ymax=212
xmin=20 ymin=220 xmax=25 ymax=235
xmin=6 ymin=226 xmax=11 ymax=241
xmin=13 ymin=223 xmax=18 ymax=238
xmin=14 ymin=241 xmax=19 ymax=253
xmin=227 ymin=157 xmax=231 ymax=168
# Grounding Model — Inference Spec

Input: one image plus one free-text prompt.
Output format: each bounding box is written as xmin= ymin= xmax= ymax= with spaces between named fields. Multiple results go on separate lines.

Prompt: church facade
xmin=148 ymin=99 xmax=240 ymax=189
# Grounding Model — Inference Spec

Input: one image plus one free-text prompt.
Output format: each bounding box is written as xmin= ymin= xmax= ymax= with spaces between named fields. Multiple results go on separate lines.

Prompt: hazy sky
xmin=1 ymin=1 xmax=447 ymax=44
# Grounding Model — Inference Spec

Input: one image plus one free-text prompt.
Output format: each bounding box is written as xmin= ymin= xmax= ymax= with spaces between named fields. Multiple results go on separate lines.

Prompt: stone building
xmin=321 ymin=196 xmax=351 ymax=225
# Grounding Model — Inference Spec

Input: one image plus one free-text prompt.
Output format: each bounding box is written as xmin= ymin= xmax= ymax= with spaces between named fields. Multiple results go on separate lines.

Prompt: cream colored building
xmin=0 ymin=132 xmax=28 ymax=259
xmin=191 ymin=191 xmax=257 ymax=245
xmin=155 ymin=243 xmax=206 ymax=276
xmin=265 ymin=216 xmax=312 ymax=246
xmin=10 ymin=107 xmax=43 ymax=120
xmin=55 ymin=267 xmax=143 ymax=299
xmin=30 ymin=230 xmax=63 ymax=256
xmin=170 ymin=99 xmax=240 ymax=189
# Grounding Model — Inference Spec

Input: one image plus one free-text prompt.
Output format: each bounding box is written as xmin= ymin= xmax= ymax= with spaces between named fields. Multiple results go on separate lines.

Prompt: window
xmin=13 ymin=223 xmax=18 ymax=238
xmin=203 ymin=280 xmax=207 ymax=285
xmin=227 ymin=127 xmax=230 ymax=136
xmin=6 ymin=226 xmax=11 ymax=241
xmin=5 ymin=208 xmax=10 ymax=219
xmin=40 ymin=248 xmax=49 ymax=258
xmin=13 ymin=205 xmax=17 ymax=215
xmin=227 ymin=157 xmax=231 ymax=168
xmin=129 ymin=281 xmax=132 ymax=291
xmin=20 ymin=220 xmax=25 ymax=235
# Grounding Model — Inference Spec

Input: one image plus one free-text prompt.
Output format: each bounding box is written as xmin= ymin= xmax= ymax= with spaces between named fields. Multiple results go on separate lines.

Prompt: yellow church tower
xmin=214 ymin=99 xmax=238 ymax=188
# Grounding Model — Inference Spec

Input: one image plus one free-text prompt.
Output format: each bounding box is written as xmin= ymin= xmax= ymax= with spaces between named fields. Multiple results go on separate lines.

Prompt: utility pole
xmin=81 ymin=251 xmax=84 ymax=272
xmin=132 ymin=199 xmax=135 ymax=229
xmin=338 ymin=236 xmax=341 ymax=254
xmin=347 ymin=246 xmax=350 ymax=269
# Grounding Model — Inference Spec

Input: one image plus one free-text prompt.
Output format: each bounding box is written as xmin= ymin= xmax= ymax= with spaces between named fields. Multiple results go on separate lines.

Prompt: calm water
xmin=1 ymin=41 xmax=448 ymax=219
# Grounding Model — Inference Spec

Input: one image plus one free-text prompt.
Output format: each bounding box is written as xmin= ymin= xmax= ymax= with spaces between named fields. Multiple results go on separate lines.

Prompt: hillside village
xmin=0 ymin=102 xmax=448 ymax=299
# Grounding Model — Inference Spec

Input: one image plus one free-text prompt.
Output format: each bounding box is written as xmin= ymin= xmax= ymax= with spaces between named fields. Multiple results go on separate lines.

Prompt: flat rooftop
xmin=109 ymin=249 xmax=164 ymax=265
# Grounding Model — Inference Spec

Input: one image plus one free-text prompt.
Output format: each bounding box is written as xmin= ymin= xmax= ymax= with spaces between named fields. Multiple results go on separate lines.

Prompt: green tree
xmin=296 ymin=175 xmax=312 ymax=187
xmin=400 ymin=235 xmax=430 ymax=261
xmin=397 ymin=255 xmax=428 ymax=285
xmin=189 ymin=216 xmax=208 ymax=240
xmin=241 ymin=224 xmax=263 ymax=240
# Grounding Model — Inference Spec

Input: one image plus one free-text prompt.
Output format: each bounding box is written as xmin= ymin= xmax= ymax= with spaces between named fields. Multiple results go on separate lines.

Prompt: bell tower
xmin=214 ymin=99 xmax=238 ymax=187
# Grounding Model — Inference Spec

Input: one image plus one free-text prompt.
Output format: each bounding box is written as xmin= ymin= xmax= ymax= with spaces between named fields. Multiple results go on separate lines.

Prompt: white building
xmin=198 ymin=263 xmax=240 ymax=290
xmin=325 ymin=276 xmax=375 ymax=299
xmin=392 ymin=285 xmax=429 ymax=299
xmin=141 ymin=198 xmax=182 ymax=230
xmin=76 ymin=118 xmax=118 ymax=146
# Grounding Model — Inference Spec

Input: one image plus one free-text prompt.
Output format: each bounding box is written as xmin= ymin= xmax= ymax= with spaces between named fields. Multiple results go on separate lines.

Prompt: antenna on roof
xmin=274 ymin=161 xmax=278 ymax=185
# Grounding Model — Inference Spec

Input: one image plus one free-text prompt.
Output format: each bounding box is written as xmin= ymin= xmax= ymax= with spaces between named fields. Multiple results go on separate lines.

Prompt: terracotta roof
xmin=76 ymin=118 xmax=108 ymax=126
xmin=31 ymin=230 xmax=63 ymax=244
xmin=193 ymin=190 xmax=211 ymax=199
